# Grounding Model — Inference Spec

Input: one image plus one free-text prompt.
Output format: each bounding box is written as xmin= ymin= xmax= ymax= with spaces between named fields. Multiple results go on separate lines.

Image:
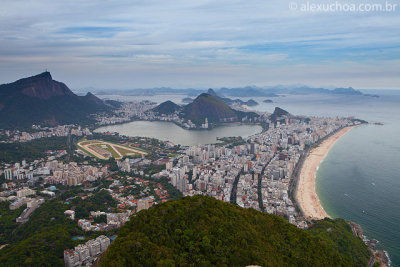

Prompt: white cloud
xmin=0 ymin=0 xmax=399 ymax=89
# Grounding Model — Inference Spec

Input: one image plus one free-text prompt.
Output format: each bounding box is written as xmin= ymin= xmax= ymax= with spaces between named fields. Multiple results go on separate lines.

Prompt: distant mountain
xmin=218 ymin=87 xmax=279 ymax=97
xmin=206 ymin=89 xmax=259 ymax=106
xmin=331 ymin=87 xmax=363 ymax=95
xmin=181 ymin=93 xmax=259 ymax=125
xmin=182 ymin=97 xmax=194 ymax=103
xmin=151 ymin=93 xmax=259 ymax=126
xmin=99 ymin=196 xmax=371 ymax=266
xmin=206 ymin=88 xmax=219 ymax=97
xmin=245 ymin=99 xmax=258 ymax=106
xmin=152 ymin=100 xmax=181 ymax=115
xmin=0 ymin=72 xmax=111 ymax=128
xmin=92 ymin=84 xmax=372 ymax=98
xmin=270 ymin=107 xmax=290 ymax=122
xmin=216 ymin=86 xmax=367 ymax=97
xmin=182 ymin=93 xmax=238 ymax=125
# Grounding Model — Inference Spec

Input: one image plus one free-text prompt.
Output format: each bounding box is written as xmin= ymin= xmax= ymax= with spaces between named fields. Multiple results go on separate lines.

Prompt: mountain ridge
xmin=91 ymin=85 xmax=372 ymax=97
xmin=0 ymin=72 xmax=110 ymax=128
xmin=152 ymin=93 xmax=260 ymax=126
xmin=151 ymin=100 xmax=181 ymax=115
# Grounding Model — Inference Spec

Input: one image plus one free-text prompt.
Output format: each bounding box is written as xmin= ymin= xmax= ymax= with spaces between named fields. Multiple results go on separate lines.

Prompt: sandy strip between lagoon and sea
xmin=296 ymin=126 xmax=357 ymax=220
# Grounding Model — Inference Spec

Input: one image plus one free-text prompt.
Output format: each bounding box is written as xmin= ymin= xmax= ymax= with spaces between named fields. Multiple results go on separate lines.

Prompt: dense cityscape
xmin=0 ymin=98 xmax=366 ymax=266
xmin=1 ymin=0 xmax=398 ymax=265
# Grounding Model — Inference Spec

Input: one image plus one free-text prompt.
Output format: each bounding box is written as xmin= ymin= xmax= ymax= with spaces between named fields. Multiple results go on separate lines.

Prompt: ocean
xmin=102 ymin=92 xmax=400 ymax=265
xmin=245 ymin=92 xmax=400 ymax=266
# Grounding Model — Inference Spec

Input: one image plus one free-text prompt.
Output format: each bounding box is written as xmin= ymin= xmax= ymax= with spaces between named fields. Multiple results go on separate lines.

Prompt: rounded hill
xmin=99 ymin=196 xmax=370 ymax=266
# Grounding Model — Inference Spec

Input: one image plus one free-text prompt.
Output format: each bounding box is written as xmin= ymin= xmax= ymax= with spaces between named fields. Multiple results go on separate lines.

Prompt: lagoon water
xmin=101 ymin=92 xmax=400 ymax=265
xmin=95 ymin=120 xmax=262 ymax=146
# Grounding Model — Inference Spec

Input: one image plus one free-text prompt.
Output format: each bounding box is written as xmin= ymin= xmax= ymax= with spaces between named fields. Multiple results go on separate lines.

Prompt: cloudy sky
xmin=0 ymin=0 xmax=399 ymax=89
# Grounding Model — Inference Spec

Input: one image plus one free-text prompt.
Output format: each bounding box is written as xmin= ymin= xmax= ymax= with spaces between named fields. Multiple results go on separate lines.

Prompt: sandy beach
xmin=296 ymin=126 xmax=356 ymax=220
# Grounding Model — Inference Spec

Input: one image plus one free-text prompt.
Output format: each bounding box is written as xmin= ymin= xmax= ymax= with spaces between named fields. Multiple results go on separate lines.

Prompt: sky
xmin=0 ymin=0 xmax=399 ymax=90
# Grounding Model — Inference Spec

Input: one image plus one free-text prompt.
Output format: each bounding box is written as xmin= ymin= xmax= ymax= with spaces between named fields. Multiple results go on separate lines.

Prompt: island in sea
xmin=0 ymin=72 xmax=389 ymax=266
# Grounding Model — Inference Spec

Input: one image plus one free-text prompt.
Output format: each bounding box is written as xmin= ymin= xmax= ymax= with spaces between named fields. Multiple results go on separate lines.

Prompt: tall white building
xmin=4 ymin=169 xmax=13 ymax=180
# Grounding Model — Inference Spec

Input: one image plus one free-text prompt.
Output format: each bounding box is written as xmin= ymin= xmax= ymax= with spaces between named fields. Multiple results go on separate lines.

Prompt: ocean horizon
xmin=110 ymin=92 xmax=400 ymax=265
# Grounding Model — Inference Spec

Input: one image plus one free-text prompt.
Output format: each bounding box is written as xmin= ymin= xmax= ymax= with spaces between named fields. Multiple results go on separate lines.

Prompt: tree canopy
xmin=100 ymin=195 xmax=371 ymax=267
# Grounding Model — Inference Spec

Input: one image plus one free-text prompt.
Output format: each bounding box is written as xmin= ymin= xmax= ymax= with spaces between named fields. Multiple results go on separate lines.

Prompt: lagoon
xmin=94 ymin=120 xmax=263 ymax=146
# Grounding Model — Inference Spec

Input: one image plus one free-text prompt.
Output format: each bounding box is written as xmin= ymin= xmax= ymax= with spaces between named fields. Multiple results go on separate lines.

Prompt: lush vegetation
xmin=182 ymin=93 xmax=259 ymax=126
xmin=72 ymin=189 xmax=118 ymax=219
xmin=0 ymin=201 xmax=80 ymax=266
xmin=151 ymin=176 xmax=183 ymax=200
xmin=0 ymin=190 xmax=119 ymax=266
xmin=0 ymin=202 xmax=26 ymax=244
xmin=100 ymin=196 xmax=370 ymax=267
xmin=0 ymin=136 xmax=69 ymax=163
xmin=152 ymin=100 xmax=181 ymax=115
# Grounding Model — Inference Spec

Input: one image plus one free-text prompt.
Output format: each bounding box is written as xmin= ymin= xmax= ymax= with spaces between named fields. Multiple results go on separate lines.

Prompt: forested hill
xmin=0 ymin=72 xmax=111 ymax=128
xmin=100 ymin=195 xmax=371 ymax=266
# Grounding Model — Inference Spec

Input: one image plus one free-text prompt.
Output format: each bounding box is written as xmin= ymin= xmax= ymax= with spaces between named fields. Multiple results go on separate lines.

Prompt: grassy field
xmin=77 ymin=140 xmax=147 ymax=160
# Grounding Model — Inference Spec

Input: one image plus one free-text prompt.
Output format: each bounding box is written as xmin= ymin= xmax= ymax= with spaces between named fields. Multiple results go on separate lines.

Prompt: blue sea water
xmin=245 ymin=92 xmax=400 ymax=266
xmin=104 ymin=92 xmax=400 ymax=265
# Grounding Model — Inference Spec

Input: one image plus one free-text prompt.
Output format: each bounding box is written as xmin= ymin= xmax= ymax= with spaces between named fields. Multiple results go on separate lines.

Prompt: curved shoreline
xmin=296 ymin=126 xmax=356 ymax=220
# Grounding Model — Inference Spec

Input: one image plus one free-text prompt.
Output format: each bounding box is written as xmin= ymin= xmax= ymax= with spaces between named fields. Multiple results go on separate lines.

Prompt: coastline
xmin=296 ymin=125 xmax=356 ymax=220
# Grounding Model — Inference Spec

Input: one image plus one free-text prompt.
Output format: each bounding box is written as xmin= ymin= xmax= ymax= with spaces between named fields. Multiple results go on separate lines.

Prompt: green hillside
xmin=152 ymin=100 xmax=182 ymax=115
xmin=182 ymin=93 xmax=238 ymax=125
xmin=100 ymin=196 xmax=371 ymax=266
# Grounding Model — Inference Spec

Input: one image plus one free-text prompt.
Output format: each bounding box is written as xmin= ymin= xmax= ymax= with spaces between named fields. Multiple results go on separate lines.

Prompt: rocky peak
xmin=16 ymin=72 xmax=75 ymax=99
xmin=83 ymin=92 xmax=105 ymax=105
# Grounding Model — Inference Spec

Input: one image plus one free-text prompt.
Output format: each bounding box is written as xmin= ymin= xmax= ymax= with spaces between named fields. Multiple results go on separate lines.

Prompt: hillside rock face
xmin=0 ymin=72 xmax=109 ymax=128
xmin=17 ymin=72 xmax=75 ymax=99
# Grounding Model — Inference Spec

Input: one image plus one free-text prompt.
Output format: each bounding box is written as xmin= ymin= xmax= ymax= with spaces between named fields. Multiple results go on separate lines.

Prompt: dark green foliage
xmin=0 ymin=202 xmax=25 ymax=244
xmin=152 ymin=101 xmax=181 ymax=115
xmin=155 ymin=177 xmax=183 ymax=200
xmin=7 ymin=201 xmax=77 ymax=244
xmin=181 ymin=93 xmax=260 ymax=126
xmin=100 ymin=196 xmax=370 ymax=267
xmin=73 ymin=190 xmax=117 ymax=219
xmin=93 ymin=214 xmax=107 ymax=224
xmin=59 ymin=187 xmax=84 ymax=201
xmin=182 ymin=93 xmax=237 ymax=125
xmin=0 ymin=192 xmax=118 ymax=266
xmin=0 ymin=226 xmax=76 ymax=266
xmin=0 ymin=136 xmax=69 ymax=163
xmin=143 ymin=164 xmax=165 ymax=176
xmin=106 ymin=157 xmax=119 ymax=171
xmin=308 ymin=218 xmax=372 ymax=265
xmin=0 ymin=201 xmax=80 ymax=266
